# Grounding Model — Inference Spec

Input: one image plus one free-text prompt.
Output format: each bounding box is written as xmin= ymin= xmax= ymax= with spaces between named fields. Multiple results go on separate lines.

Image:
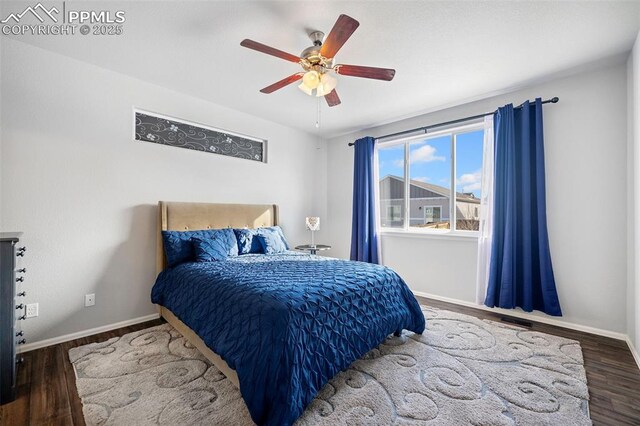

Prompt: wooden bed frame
xmin=156 ymin=201 xmax=279 ymax=388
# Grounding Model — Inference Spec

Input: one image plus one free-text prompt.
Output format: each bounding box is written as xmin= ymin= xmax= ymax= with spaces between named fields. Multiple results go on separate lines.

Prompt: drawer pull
xmin=17 ymin=339 xmax=26 ymax=345
xmin=16 ymin=304 xmax=24 ymax=310
xmin=16 ymin=251 xmax=25 ymax=257
xmin=16 ymin=331 xmax=24 ymax=337
xmin=16 ymin=277 xmax=24 ymax=282
xmin=17 ymin=291 xmax=26 ymax=297
xmin=17 ymin=268 xmax=26 ymax=273
xmin=17 ymin=315 xmax=26 ymax=320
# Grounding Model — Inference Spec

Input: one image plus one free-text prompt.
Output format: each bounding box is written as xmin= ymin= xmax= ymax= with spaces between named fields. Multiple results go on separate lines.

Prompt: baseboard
xmin=17 ymin=313 xmax=161 ymax=353
xmin=414 ymin=290 xmax=629 ymax=341
xmin=627 ymin=336 xmax=640 ymax=371
xmin=17 ymin=294 xmax=638 ymax=370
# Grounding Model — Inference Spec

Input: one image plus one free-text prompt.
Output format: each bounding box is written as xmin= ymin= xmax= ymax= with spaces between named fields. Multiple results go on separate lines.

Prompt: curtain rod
xmin=347 ymin=97 xmax=559 ymax=146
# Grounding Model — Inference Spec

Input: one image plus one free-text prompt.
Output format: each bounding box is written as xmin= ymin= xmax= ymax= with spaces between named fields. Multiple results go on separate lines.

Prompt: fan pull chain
xmin=315 ymin=98 xmax=321 ymax=129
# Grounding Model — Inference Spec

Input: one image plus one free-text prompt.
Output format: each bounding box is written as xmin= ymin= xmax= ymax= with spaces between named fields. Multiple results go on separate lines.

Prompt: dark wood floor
xmin=1 ymin=298 xmax=639 ymax=425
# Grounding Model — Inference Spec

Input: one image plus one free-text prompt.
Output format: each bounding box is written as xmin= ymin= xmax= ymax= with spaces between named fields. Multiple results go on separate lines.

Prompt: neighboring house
xmin=379 ymin=175 xmax=480 ymax=228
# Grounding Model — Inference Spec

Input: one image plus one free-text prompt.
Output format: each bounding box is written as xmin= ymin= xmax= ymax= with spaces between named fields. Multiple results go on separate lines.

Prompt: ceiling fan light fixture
xmin=314 ymin=73 xmax=337 ymax=97
xmin=320 ymin=72 xmax=337 ymax=93
xmin=302 ymin=70 xmax=320 ymax=89
xmin=298 ymin=82 xmax=313 ymax=96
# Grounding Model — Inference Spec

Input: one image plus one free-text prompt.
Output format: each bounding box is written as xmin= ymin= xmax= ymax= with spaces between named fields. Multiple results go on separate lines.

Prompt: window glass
xmin=378 ymin=144 xmax=405 ymax=228
xmin=455 ymin=130 xmax=483 ymax=231
xmin=409 ymin=135 xmax=451 ymax=230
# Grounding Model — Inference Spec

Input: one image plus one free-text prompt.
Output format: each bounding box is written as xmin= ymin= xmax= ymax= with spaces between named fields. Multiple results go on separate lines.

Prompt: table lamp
xmin=305 ymin=217 xmax=320 ymax=248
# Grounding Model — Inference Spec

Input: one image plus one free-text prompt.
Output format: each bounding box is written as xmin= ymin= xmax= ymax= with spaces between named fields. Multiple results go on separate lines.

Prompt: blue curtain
xmin=350 ymin=136 xmax=380 ymax=264
xmin=484 ymin=99 xmax=562 ymax=316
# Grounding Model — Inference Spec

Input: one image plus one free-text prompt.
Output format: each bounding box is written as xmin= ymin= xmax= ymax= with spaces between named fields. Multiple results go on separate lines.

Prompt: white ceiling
xmin=4 ymin=1 xmax=640 ymax=137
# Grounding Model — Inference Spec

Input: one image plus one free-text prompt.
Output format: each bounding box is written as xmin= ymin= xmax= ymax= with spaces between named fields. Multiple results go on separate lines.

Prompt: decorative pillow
xmin=192 ymin=236 xmax=233 ymax=262
xmin=162 ymin=228 xmax=238 ymax=267
xmin=255 ymin=227 xmax=288 ymax=254
xmin=234 ymin=228 xmax=263 ymax=255
xmin=263 ymin=226 xmax=290 ymax=250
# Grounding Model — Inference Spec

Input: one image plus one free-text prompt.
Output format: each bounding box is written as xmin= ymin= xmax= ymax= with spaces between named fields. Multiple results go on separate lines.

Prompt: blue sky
xmin=378 ymin=129 xmax=484 ymax=197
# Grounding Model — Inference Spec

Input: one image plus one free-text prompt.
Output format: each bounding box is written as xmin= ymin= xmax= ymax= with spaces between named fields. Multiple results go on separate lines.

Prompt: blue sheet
xmin=151 ymin=251 xmax=425 ymax=425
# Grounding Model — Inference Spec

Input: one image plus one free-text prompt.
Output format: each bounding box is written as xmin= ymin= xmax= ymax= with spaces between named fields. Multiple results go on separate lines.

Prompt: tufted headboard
xmin=156 ymin=201 xmax=279 ymax=274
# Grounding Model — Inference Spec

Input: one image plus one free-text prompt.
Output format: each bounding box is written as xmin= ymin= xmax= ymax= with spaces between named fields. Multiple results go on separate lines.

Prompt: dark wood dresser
xmin=0 ymin=232 xmax=26 ymax=405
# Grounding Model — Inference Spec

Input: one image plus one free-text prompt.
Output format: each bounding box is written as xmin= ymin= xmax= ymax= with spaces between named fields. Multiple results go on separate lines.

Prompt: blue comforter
xmin=151 ymin=252 xmax=425 ymax=425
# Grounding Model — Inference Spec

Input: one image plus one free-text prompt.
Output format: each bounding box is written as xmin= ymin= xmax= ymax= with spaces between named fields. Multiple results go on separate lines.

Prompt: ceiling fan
xmin=240 ymin=14 xmax=395 ymax=107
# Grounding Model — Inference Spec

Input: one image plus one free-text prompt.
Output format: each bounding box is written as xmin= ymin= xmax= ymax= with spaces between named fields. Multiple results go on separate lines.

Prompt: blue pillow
xmin=162 ymin=228 xmax=238 ymax=267
xmin=192 ymin=236 xmax=233 ymax=262
xmin=262 ymin=226 xmax=290 ymax=250
xmin=255 ymin=228 xmax=288 ymax=254
xmin=234 ymin=228 xmax=263 ymax=255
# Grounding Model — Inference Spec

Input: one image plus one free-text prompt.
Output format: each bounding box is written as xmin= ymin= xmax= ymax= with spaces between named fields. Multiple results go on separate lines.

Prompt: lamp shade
xmin=298 ymin=82 xmax=313 ymax=96
xmin=320 ymin=73 xmax=337 ymax=92
xmin=305 ymin=217 xmax=320 ymax=231
xmin=315 ymin=73 xmax=337 ymax=97
xmin=302 ymin=71 xmax=320 ymax=89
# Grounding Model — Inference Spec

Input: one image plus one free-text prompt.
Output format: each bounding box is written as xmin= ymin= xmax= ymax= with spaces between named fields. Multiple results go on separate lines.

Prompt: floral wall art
xmin=134 ymin=110 xmax=267 ymax=163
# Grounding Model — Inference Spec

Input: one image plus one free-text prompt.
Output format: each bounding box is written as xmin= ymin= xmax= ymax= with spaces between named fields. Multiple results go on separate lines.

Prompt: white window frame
xmin=377 ymin=121 xmax=484 ymax=238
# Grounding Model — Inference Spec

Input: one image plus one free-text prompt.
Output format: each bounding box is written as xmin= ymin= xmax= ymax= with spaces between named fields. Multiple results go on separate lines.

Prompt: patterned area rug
xmin=69 ymin=307 xmax=591 ymax=425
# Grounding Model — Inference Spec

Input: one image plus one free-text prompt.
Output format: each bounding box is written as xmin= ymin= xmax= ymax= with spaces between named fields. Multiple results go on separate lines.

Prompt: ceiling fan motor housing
xmin=300 ymin=30 xmax=334 ymax=72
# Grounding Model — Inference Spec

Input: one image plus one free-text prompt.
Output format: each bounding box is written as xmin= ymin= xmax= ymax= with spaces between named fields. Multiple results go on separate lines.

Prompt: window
xmin=377 ymin=123 xmax=484 ymax=234
xmin=378 ymin=143 xmax=405 ymax=229
xmin=409 ymin=135 xmax=451 ymax=230
xmin=386 ymin=205 xmax=402 ymax=222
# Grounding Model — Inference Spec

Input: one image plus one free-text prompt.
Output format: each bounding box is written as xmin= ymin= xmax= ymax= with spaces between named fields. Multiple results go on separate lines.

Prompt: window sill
xmin=379 ymin=229 xmax=479 ymax=242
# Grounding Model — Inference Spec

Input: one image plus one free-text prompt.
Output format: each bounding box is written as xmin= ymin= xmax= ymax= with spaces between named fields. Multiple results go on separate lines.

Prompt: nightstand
xmin=294 ymin=244 xmax=331 ymax=255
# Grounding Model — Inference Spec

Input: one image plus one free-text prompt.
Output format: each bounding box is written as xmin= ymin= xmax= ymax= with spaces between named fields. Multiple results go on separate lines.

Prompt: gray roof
xmin=381 ymin=175 xmax=480 ymax=204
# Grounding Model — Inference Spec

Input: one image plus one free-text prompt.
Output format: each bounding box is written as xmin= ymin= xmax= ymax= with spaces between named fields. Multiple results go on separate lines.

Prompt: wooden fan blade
xmin=260 ymin=73 xmax=304 ymax=94
xmin=240 ymin=39 xmax=301 ymax=63
xmin=325 ymin=89 xmax=341 ymax=107
xmin=319 ymin=15 xmax=360 ymax=59
xmin=334 ymin=64 xmax=396 ymax=81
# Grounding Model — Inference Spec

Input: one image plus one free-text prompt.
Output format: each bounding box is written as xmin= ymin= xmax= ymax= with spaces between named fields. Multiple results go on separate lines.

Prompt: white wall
xmin=326 ymin=59 xmax=629 ymax=334
xmin=0 ymin=38 xmax=327 ymax=344
xmin=629 ymin=31 xmax=640 ymax=353
xmin=1 ymin=35 xmax=634 ymax=347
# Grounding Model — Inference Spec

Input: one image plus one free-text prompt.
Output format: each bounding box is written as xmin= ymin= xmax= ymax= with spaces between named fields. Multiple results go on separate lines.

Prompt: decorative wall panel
xmin=134 ymin=110 xmax=266 ymax=163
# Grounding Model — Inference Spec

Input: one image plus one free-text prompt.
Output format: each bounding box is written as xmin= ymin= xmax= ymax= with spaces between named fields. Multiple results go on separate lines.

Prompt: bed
xmin=151 ymin=201 xmax=425 ymax=426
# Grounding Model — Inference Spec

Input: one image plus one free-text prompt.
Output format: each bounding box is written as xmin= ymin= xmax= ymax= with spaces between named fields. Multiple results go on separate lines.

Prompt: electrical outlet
xmin=26 ymin=303 xmax=38 ymax=318
xmin=85 ymin=293 xmax=95 ymax=307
